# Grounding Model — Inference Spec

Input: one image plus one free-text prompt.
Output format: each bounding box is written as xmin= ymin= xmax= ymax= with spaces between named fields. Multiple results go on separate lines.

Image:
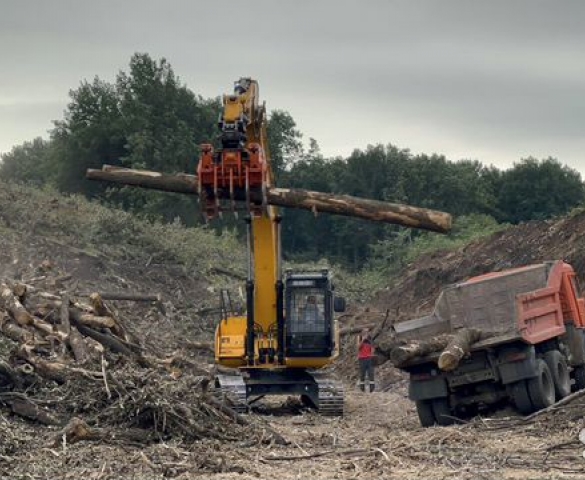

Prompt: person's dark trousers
xmin=358 ymin=357 xmax=375 ymax=392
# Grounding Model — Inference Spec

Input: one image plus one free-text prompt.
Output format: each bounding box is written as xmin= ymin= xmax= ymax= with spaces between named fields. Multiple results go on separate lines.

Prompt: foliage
xmin=0 ymin=179 xmax=244 ymax=274
xmin=2 ymin=53 xmax=584 ymax=272
xmin=368 ymin=214 xmax=508 ymax=275
xmin=48 ymin=54 xmax=220 ymax=223
xmin=266 ymin=110 xmax=304 ymax=180
xmin=0 ymin=137 xmax=52 ymax=185
xmin=496 ymin=157 xmax=585 ymax=223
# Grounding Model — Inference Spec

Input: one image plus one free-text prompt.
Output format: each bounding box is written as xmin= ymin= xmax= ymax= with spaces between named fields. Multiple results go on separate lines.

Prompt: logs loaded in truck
xmin=392 ymin=261 xmax=585 ymax=427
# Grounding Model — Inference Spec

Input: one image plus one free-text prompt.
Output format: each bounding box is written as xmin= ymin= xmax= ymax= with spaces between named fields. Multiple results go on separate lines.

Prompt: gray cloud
xmin=1 ymin=0 xmax=584 ymax=173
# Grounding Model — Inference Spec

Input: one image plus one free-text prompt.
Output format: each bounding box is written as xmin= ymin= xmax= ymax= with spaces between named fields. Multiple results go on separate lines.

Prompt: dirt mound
xmin=334 ymin=211 xmax=585 ymax=393
xmin=373 ymin=211 xmax=585 ymax=318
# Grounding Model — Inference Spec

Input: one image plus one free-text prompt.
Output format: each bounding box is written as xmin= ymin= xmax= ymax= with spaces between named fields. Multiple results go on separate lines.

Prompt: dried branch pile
xmin=0 ymin=275 xmax=285 ymax=447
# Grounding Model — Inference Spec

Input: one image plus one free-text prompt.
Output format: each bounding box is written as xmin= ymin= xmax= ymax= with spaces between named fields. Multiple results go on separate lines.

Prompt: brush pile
xmin=0 ymin=271 xmax=286 ymax=449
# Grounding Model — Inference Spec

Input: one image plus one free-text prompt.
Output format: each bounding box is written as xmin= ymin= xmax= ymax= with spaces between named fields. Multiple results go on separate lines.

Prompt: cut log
xmin=51 ymin=417 xmax=152 ymax=446
xmin=68 ymin=326 xmax=89 ymax=363
xmin=75 ymin=313 xmax=117 ymax=330
xmin=437 ymin=328 xmax=482 ymax=371
xmin=78 ymin=291 xmax=162 ymax=303
xmin=87 ymin=165 xmax=452 ymax=233
xmin=73 ymin=322 xmax=151 ymax=367
xmin=30 ymin=317 xmax=63 ymax=339
xmin=17 ymin=347 xmax=102 ymax=383
xmin=59 ymin=294 xmax=71 ymax=336
xmin=12 ymin=283 xmax=27 ymax=302
xmin=0 ymin=316 xmax=34 ymax=343
xmin=0 ymin=360 xmax=20 ymax=387
xmin=1 ymin=283 xmax=34 ymax=326
xmin=89 ymin=293 xmax=125 ymax=338
xmin=389 ymin=336 xmax=451 ymax=367
xmin=89 ymin=292 xmax=109 ymax=316
xmin=0 ymin=392 xmax=61 ymax=425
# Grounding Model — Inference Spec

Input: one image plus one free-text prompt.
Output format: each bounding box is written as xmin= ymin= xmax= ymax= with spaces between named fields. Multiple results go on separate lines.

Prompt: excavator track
xmin=310 ymin=372 xmax=345 ymax=416
xmin=214 ymin=373 xmax=248 ymax=414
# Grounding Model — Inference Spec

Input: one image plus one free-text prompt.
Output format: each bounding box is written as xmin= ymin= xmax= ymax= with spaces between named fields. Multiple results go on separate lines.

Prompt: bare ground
xmin=3 ymin=185 xmax=585 ymax=478
xmin=3 ymin=385 xmax=585 ymax=479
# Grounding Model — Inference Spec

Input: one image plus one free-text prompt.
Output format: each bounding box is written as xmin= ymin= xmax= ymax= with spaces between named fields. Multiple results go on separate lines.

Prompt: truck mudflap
xmin=409 ymin=375 xmax=448 ymax=401
xmin=496 ymin=346 xmax=538 ymax=384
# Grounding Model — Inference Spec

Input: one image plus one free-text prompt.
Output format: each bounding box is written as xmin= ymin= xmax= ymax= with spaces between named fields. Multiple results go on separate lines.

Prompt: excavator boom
xmin=199 ymin=79 xmax=344 ymax=415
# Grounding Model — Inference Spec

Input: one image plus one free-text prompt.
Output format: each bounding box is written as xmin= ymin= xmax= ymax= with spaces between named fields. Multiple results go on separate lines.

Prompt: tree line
xmin=2 ymin=53 xmax=584 ymax=270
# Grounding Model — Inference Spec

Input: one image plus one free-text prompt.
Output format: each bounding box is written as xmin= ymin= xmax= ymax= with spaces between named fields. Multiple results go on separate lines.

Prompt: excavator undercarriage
xmin=214 ymin=369 xmax=344 ymax=416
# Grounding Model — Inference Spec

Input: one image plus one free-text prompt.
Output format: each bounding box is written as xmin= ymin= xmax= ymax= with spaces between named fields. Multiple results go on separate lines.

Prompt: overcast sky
xmin=1 ymin=1 xmax=584 ymax=173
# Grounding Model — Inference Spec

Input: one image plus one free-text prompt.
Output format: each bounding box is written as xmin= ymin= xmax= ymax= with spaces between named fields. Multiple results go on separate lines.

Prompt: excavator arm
xmin=199 ymin=78 xmax=283 ymax=370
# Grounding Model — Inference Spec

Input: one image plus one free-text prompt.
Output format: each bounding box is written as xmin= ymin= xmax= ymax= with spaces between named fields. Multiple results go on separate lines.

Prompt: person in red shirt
xmin=357 ymin=328 xmax=375 ymax=392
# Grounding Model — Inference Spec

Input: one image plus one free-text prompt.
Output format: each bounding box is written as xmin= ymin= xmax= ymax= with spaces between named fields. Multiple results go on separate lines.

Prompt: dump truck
xmin=394 ymin=261 xmax=585 ymax=426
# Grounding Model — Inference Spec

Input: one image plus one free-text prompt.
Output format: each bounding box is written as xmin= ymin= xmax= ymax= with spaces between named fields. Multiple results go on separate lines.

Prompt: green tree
xmin=266 ymin=109 xmax=303 ymax=181
xmin=50 ymin=53 xmax=220 ymax=222
xmin=497 ymin=157 xmax=585 ymax=223
xmin=51 ymin=77 xmax=125 ymax=195
xmin=0 ymin=137 xmax=52 ymax=185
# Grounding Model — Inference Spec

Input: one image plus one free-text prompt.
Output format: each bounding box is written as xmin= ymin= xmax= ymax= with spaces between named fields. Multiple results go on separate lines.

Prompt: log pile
xmin=376 ymin=327 xmax=485 ymax=371
xmin=0 ymin=274 xmax=286 ymax=446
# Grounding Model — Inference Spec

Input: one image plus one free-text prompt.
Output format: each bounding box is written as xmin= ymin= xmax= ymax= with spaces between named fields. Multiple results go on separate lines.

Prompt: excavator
xmin=86 ymin=78 xmax=453 ymax=416
xmin=198 ymin=78 xmax=346 ymax=415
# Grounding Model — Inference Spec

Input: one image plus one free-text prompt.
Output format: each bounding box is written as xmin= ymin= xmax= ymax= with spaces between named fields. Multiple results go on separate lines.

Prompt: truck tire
xmin=543 ymin=350 xmax=571 ymax=399
xmin=415 ymin=400 xmax=436 ymax=427
xmin=509 ymin=380 xmax=534 ymax=414
xmin=527 ymin=359 xmax=555 ymax=410
xmin=574 ymin=365 xmax=585 ymax=391
xmin=431 ymin=398 xmax=455 ymax=426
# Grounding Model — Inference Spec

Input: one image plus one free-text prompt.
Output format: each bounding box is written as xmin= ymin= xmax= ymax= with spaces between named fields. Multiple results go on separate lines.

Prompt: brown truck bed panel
xmin=395 ymin=262 xmax=573 ymax=350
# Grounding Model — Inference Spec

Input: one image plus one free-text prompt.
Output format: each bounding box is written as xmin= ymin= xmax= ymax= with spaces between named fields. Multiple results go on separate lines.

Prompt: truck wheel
xmin=509 ymin=380 xmax=534 ymax=414
xmin=415 ymin=400 xmax=436 ymax=427
xmin=527 ymin=359 xmax=555 ymax=410
xmin=574 ymin=365 xmax=585 ymax=391
xmin=431 ymin=398 xmax=455 ymax=426
xmin=543 ymin=350 xmax=571 ymax=399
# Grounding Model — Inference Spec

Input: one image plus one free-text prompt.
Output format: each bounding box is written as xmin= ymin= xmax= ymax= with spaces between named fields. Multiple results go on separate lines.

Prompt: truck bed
xmin=393 ymin=263 xmax=568 ymax=366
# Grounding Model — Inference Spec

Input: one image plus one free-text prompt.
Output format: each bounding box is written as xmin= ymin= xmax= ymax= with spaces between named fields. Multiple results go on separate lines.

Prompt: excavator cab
xmin=284 ymin=271 xmax=344 ymax=358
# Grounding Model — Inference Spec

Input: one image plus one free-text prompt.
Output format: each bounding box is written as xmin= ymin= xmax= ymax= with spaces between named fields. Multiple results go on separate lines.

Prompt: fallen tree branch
xmin=50 ymin=417 xmax=152 ymax=447
xmin=206 ymin=395 xmax=288 ymax=445
xmin=78 ymin=292 xmax=162 ymax=303
xmin=0 ymin=392 xmax=61 ymax=425
xmin=524 ymin=388 xmax=585 ymax=421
